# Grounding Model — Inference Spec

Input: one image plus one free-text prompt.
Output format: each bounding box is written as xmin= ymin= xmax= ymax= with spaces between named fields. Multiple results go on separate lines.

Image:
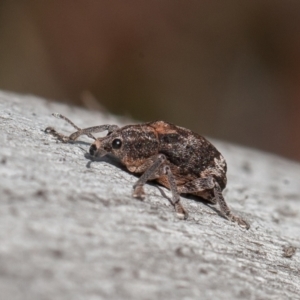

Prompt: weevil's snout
xmin=89 ymin=139 xmax=107 ymax=158
xmin=89 ymin=144 xmax=97 ymax=156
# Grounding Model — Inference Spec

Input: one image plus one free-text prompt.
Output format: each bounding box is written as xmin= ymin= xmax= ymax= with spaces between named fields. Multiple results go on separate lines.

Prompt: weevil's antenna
xmin=49 ymin=113 xmax=96 ymax=141
xmin=52 ymin=113 xmax=81 ymax=130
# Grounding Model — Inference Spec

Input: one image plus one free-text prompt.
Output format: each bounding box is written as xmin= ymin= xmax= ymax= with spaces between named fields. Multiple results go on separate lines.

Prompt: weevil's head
xmin=88 ymin=124 xmax=159 ymax=167
xmin=89 ymin=131 xmax=124 ymax=159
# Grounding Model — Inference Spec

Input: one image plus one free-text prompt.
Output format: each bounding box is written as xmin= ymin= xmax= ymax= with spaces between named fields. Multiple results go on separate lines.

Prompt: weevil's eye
xmin=112 ymin=138 xmax=122 ymax=149
xmin=89 ymin=144 xmax=97 ymax=156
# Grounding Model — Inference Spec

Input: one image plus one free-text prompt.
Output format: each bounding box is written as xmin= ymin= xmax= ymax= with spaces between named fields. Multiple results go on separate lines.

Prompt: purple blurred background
xmin=1 ymin=0 xmax=300 ymax=161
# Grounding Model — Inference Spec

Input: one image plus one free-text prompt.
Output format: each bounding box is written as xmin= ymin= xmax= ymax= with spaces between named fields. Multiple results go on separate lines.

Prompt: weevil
xmin=45 ymin=113 xmax=249 ymax=229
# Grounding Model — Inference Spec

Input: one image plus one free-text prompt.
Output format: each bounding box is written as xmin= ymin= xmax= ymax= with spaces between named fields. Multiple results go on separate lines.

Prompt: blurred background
xmin=0 ymin=0 xmax=299 ymax=161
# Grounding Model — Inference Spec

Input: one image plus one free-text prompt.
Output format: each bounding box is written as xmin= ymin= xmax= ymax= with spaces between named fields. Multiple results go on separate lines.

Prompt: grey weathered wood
xmin=0 ymin=90 xmax=299 ymax=300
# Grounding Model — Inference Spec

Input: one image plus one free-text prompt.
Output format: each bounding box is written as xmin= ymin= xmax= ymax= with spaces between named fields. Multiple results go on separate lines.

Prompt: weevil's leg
xmin=214 ymin=182 xmax=250 ymax=229
xmin=162 ymin=165 xmax=188 ymax=219
xmin=132 ymin=154 xmax=166 ymax=199
xmin=179 ymin=177 xmax=250 ymax=229
xmin=45 ymin=113 xmax=119 ymax=142
xmin=132 ymin=154 xmax=187 ymax=219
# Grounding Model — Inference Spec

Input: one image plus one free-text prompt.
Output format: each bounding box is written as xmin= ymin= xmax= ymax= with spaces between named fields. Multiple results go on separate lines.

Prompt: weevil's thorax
xmin=118 ymin=124 xmax=159 ymax=166
xmin=149 ymin=121 xmax=227 ymax=189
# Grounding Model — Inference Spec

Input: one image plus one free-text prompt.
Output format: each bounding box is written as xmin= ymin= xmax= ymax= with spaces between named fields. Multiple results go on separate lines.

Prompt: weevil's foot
xmin=132 ymin=185 xmax=145 ymax=200
xmin=228 ymin=214 xmax=250 ymax=230
xmin=238 ymin=218 xmax=250 ymax=230
xmin=175 ymin=203 xmax=188 ymax=220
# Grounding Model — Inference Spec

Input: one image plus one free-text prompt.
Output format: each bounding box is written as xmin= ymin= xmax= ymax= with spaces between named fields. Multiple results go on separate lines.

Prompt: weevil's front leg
xmin=132 ymin=154 xmax=166 ymax=199
xmin=45 ymin=113 xmax=119 ymax=142
xmin=179 ymin=177 xmax=249 ymax=229
xmin=132 ymin=154 xmax=188 ymax=219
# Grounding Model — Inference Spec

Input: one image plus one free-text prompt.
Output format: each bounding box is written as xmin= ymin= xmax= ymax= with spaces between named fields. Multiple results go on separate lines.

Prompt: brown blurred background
xmin=0 ymin=0 xmax=300 ymax=161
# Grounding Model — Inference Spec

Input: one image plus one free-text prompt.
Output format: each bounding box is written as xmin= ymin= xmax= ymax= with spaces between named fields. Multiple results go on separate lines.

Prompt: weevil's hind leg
xmin=45 ymin=113 xmax=119 ymax=143
xmin=132 ymin=154 xmax=188 ymax=220
xmin=179 ymin=177 xmax=249 ymax=229
xmin=213 ymin=182 xmax=250 ymax=229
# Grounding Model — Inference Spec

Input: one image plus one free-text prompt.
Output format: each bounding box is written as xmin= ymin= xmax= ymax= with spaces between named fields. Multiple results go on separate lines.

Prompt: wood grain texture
xmin=0 ymin=91 xmax=299 ymax=300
